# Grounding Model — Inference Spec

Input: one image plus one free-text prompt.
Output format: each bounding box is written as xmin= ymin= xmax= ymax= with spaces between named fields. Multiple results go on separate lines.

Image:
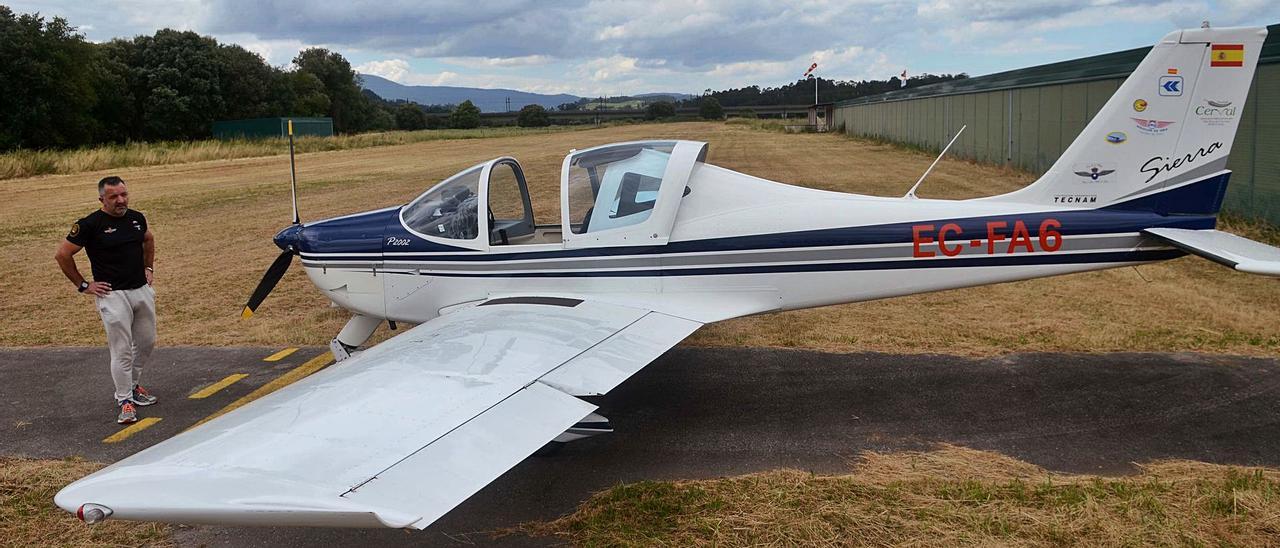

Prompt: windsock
xmin=803 ymin=62 xmax=818 ymax=78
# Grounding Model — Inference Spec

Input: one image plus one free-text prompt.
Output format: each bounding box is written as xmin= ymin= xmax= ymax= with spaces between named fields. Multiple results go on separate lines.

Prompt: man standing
xmin=55 ymin=176 xmax=158 ymax=425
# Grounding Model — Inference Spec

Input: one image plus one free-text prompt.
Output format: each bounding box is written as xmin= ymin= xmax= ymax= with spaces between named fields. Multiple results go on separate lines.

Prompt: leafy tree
xmin=367 ymin=107 xmax=395 ymax=131
xmin=282 ymin=71 xmax=331 ymax=117
xmin=516 ymin=104 xmax=549 ymax=127
xmin=699 ymin=96 xmax=724 ymax=120
xmin=425 ymin=114 xmax=447 ymax=129
xmin=450 ymin=100 xmax=481 ymax=129
xmin=293 ymin=48 xmax=372 ymax=133
xmin=395 ymin=103 xmax=427 ymax=130
xmin=0 ymin=7 xmax=101 ymax=150
xmin=645 ymin=101 xmax=676 ymax=120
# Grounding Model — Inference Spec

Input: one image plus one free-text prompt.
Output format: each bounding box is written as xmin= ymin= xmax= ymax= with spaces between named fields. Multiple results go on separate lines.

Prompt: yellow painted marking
xmin=240 ymin=306 xmax=254 ymax=320
xmin=186 ymin=352 xmax=333 ymax=431
xmin=263 ymin=347 xmax=298 ymax=362
xmin=102 ymin=417 xmax=162 ymax=444
xmin=189 ymin=374 xmax=249 ymax=399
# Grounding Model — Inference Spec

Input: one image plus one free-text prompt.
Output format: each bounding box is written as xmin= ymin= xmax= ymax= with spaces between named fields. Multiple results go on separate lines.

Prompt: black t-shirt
xmin=67 ymin=209 xmax=148 ymax=290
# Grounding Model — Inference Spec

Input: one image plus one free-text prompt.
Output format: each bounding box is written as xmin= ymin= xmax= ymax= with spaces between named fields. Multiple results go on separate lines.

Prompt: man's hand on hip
xmin=85 ymin=281 xmax=112 ymax=297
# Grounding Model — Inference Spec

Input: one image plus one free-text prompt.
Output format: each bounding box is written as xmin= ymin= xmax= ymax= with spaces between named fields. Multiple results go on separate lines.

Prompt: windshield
xmin=401 ymin=165 xmax=482 ymax=240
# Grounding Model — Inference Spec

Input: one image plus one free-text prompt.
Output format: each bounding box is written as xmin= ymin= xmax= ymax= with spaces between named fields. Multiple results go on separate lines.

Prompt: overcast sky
xmin=10 ymin=1 xmax=1279 ymax=97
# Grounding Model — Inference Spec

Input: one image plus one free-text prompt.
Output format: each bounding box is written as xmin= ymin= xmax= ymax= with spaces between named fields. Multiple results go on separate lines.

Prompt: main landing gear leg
xmin=330 ymin=314 xmax=382 ymax=362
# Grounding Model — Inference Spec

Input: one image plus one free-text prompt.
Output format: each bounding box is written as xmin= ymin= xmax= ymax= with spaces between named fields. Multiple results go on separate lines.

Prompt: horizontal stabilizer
xmin=1143 ymin=228 xmax=1280 ymax=276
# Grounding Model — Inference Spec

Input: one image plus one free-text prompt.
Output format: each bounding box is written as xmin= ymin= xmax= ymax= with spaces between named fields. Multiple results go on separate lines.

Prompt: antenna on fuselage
xmin=904 ymin=124 xmax=966 ymax=200
xmin=288 ymin=119 xmax=300 ymax=224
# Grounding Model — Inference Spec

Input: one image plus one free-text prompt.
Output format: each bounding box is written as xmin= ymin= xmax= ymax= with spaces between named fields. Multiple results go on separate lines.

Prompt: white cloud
xmin=438 ymin=55 xmax=556 ymax=68
xmin=355 ymin=59 xmax=411 ymax=82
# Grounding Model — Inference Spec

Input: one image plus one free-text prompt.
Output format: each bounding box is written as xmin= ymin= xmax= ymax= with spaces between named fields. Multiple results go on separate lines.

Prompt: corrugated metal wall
xmin=834 ymin=36 xmax=1280 ymax=224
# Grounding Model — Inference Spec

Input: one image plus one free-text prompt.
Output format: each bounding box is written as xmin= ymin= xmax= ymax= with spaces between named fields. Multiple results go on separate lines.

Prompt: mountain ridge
xmin=358 ymin=74 xmax=693 ymax=111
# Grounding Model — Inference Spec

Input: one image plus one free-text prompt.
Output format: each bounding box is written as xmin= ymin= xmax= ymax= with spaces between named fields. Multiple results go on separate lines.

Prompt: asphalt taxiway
xmin=3 ymin=346 xmax=1279 ymax=546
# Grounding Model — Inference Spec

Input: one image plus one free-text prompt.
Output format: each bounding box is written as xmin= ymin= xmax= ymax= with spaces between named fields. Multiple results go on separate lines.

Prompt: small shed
xmin=807 ymin=103 xmax=835 ymax=131
xmin=212 ymin=117 xmax=334 ymax=140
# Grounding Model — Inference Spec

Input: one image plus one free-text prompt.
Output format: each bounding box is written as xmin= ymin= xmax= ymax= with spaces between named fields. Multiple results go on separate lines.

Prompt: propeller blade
xmin=242 ymin=249 xmax=295 ymax=319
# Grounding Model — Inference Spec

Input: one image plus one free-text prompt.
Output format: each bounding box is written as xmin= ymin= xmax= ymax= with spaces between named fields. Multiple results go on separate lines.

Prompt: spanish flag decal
xmin=1210 ymin=44 xmax=1244 ymax=67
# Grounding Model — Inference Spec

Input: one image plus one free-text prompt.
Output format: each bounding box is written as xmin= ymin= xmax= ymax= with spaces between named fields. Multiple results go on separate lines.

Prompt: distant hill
xmin=358 ymin=74 xmax=581 ymax=112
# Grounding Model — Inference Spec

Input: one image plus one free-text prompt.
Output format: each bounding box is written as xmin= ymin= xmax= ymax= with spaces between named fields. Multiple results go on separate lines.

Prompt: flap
xmin=1144 ymin=227 xmax=1280 ymax=276
xmin=540 ymin=312 xmax=702 ymax=396
xmin=342 ymin=381 xmax=595 ymax=528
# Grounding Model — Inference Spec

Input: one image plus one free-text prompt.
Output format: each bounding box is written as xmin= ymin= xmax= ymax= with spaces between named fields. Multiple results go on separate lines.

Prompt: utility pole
xmin=505 ymin=97 xmax=511 ymax=112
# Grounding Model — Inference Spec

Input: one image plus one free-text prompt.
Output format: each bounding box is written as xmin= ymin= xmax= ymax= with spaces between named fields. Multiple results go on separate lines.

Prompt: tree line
xmin=0 ymin=6 xmax=415 ymax=151
xmin=681 ymin=73 xmax=967 ymax=108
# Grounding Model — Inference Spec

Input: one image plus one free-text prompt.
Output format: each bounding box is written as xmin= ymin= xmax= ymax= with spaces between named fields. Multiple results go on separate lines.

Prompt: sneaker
xmin=117 ymin=401 xmax=137 ymax=424
xmin=130 ymin=385 xmax=157 ymax=406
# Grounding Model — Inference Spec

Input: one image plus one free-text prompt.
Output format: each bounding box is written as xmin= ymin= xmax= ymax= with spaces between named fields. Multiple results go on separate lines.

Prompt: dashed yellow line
xmin=263 ymin=347 xmax=299 ymax=362
xmin=103 ymin=417 xmax=162 ymax=444
xmin=188 ymin=374 xmax=249 ymax=399
xmin=186 ymin=352 xmax=334 ymax=431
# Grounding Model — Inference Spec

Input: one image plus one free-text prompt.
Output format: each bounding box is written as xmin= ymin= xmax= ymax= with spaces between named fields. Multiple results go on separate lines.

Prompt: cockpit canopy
xmin=400 ymin=140 xmax=706 ymax=251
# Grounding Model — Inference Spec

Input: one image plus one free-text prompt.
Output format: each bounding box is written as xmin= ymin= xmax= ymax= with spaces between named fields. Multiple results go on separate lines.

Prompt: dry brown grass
xmin=0 ymin=126 xmax=578 ymax=180
xmin=1 ymin=121 xmax=1277 ymax=355
xmin=519 ymin=445 xmax=1280 ymax=546
xmin=0 ymin=457 xmax=171 ymax=546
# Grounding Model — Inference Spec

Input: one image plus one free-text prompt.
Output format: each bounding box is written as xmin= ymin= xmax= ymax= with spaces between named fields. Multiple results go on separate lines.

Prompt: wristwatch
xmin=78 ymin=281 xmax=90 ymax=293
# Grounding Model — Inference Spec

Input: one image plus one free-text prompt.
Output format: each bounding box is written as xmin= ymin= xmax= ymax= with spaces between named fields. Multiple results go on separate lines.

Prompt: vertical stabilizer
xmin=993 ymin=26 xmax=1267 ymax=214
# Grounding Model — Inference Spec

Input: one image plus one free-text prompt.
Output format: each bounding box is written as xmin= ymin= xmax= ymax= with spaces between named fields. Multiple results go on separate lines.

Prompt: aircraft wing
xmin=55 ymin=298 xmax=701 ymax=529
xmin=1143 ymin=228 xmax=1280 ymax=277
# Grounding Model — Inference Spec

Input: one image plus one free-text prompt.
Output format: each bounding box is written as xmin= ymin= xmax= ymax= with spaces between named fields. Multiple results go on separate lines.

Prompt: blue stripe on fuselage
xmin=374 ymin=249 xmax=1186 ymax=278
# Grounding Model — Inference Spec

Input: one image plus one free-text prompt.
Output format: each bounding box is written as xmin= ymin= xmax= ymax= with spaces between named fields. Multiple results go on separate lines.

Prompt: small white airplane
xmin=58 ymin=25 xmax=1279 ymax=529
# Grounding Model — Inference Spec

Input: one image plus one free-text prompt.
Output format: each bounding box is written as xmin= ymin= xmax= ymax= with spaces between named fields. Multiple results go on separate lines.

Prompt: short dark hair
xmin=98 ymin=176 xmax=125 ymax=195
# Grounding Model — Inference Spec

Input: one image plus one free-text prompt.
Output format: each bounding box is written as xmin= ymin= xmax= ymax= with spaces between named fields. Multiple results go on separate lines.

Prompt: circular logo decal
xmin=1133 ymin=99 xmax=1148 ymax=112
xmin=68 ymin=223 xmax=80 ymax=237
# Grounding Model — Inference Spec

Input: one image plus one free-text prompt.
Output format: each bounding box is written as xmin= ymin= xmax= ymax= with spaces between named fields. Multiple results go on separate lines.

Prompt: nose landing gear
xmin=330 ymin=314 xmax=384 ymax=362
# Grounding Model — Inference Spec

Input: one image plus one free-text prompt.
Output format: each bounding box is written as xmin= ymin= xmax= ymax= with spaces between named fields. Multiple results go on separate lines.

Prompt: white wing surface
xmin=55 ymin=298 xmax=701 ymax=529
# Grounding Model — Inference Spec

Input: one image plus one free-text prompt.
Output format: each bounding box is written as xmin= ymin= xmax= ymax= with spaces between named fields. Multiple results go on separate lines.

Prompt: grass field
xmin=0 ymin=125 xmax=578 ymax=180
xmin=519 ymin=445 xmax=1280 ymax=546
xmin=2 ymin=121 xmax=1278 ymax=354
xmin=1 ymin=457 xmax=171 ymax=546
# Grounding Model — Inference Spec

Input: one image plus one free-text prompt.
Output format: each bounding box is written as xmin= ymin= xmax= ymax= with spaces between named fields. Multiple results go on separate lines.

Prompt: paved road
xmin=3 ymin=347 xmax=1279 ymax=546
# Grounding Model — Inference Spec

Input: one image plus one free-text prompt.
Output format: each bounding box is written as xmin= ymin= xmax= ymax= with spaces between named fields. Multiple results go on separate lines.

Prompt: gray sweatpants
xmin=95 ymin=285 xmax=157 ymax=402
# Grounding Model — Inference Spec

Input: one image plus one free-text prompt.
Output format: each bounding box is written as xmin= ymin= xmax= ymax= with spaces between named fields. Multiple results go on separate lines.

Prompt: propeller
xmin=242 ymin=119 xmax=303 ymax=320
xmin=241 ymin=246 xmax=296 ymax=319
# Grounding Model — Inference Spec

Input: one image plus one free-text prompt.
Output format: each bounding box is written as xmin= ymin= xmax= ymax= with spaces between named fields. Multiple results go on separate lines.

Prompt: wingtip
xmin=240 ymin=307 xmax=254 ymax=320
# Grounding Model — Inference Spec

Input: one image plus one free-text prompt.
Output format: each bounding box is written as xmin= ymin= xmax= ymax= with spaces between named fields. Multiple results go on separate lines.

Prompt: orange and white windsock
xmin=899 ymin=69 xmax=908 ymax=87
xmin=802 ymin=62 xmax=818 ymax=78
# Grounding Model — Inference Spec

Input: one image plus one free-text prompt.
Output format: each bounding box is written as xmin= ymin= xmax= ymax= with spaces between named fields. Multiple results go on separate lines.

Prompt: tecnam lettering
xmin=1139 ymin=141 xmax=1223 ymax=184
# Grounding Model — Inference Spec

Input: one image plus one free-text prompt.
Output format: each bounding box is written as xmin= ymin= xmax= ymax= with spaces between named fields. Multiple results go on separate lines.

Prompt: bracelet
xmin=145 ymin=266 xmax=154 ymax=272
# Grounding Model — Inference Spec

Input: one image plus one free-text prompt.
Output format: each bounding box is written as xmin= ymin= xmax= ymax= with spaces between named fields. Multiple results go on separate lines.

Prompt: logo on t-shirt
xmin=132 ymin=220 xmax=142 ymax=231
xmin=68 ymin=223 xmax=80 ymax=238
xmin=104 ymin=227 xmax=117 ymax=234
